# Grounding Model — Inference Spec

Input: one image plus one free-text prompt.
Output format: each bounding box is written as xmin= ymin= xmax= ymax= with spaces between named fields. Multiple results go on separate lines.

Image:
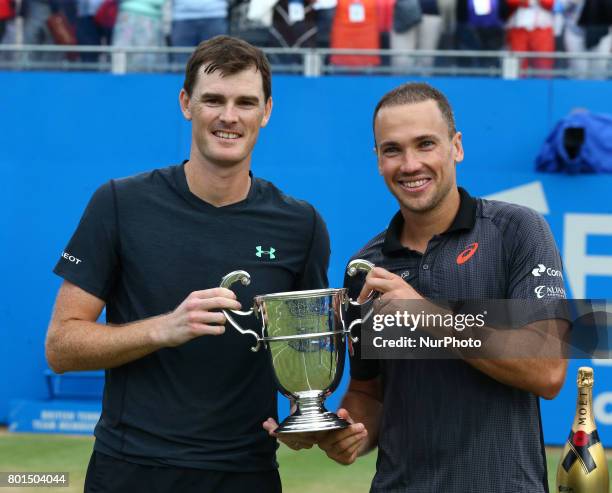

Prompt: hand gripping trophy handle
xmin=218 ymin=259 xmax=376 ymax=434
xmin=219 ymin=270 xmax=262 ymax=352
xmin=219 ymin=259 xmax=376 ymax=351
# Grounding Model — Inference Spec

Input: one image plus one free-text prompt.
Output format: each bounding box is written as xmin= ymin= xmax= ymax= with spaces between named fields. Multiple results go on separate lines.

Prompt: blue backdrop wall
xmin=2 ymin=73 xmax=612 ymax=445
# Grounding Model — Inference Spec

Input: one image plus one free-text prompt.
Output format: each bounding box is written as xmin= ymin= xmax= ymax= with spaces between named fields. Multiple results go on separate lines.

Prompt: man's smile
xmin=212 ymin=130 xmax=242 ymax=140
xmin=397 ymin=177 xmax=432 ymax=192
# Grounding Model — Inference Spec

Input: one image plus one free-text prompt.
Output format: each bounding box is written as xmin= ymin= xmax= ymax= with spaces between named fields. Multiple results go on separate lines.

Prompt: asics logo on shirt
xmin=456 ymin=242 xmax=479 ymax=265
xmin=255 ymin=246 xmax=276 ymax=259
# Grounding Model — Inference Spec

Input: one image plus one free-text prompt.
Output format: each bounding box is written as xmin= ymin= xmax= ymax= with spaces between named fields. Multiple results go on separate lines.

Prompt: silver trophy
xmin=219 ymin=259 xmax=374 ymax=434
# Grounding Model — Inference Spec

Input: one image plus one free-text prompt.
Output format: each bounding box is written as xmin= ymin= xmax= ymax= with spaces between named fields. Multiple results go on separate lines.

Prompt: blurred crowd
xmin=0 ymin=0 xmax=611 ymax=73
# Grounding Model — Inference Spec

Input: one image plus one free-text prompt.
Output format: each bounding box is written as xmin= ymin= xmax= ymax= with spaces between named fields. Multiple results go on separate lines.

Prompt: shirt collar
xmin=177 ymin=161 xmax=258 ymax=207
xmin=382 ymin=187 xmax=477 ymax=254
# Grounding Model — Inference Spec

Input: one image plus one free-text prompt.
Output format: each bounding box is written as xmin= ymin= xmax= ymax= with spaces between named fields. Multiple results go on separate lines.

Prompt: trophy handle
xmin=345 ymin=259 xmax=376 ymax=344
xmin=219 ymin=270 xmax=262 ymax=352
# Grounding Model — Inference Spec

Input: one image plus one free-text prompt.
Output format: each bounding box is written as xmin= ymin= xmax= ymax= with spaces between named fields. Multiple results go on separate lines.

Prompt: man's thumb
xmin=336 ymin=408 xmax=354 ymax=424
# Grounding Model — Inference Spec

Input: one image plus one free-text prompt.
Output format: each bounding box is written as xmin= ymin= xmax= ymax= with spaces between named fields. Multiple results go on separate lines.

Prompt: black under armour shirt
xmin=54 ymin=163 xmax=330 ymax=471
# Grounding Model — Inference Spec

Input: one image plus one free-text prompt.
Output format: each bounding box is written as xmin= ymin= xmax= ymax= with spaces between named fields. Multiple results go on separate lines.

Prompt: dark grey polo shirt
xmin=345 ymin=188 xmax=566 ymax=493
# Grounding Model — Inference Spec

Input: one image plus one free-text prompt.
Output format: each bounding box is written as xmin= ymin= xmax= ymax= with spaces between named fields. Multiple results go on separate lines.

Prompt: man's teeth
xmin=214 ymin=131 xmax=240 ymax=139
xmin=401 ymin=179 xmax=428 ymax=188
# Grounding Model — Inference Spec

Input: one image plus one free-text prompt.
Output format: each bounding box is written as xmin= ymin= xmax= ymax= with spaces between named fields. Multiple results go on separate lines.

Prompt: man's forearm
xmin=465 ymin=357 xmax=568 ymax=399
xmin=377 ymin=300 xmax=569 ymax=398
xmin=46 ymin=315 xmax=167 ymax=373
xmin=459 ymin=318 xmax=568 ymax=398
xmin=458 ymin=319 xmax=569 ymax=399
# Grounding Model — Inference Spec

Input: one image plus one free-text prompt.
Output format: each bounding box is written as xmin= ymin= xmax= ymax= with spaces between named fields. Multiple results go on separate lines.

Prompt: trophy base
xmin=275 ymin=393 xmax=349 ymax=434
xmin=276 ymin=412 xmax=349 ymax=434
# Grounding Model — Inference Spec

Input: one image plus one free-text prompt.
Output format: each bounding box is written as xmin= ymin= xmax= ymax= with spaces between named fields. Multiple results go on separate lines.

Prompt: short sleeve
xmin=294 ymin=207 xmax=330 ymax=290
xmin=344 ymin=268 xmax=381 ymax=380
xmin=504 ymin=208 xmax=569 ymax=323
xmin=53 ymin=181 xmax=119 ymax=301
xmin=506 ymin=209 xmax=566 ymax=300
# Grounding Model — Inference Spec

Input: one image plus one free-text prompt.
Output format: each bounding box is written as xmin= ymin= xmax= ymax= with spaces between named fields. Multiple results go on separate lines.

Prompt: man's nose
xmin=399 ymin=150 xmax=423 ymax=174
xmin=220 ymin=104 xmax=239 ymax=124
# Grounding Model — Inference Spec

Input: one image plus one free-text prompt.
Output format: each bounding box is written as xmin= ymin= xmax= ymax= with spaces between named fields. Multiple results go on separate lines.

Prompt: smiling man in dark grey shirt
xmin=266 ymin=82 xmax=568 ymax=493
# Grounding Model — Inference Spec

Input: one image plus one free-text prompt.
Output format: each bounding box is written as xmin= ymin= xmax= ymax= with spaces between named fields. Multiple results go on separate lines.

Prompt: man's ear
xmin=452 ymin=131 xmax=464 ymax=164
xmin=179 ymin=89 xmax=192 ymax=121
xmin=261 ymin=97 xmax=273 ymax=128
xmin=374 ymin=146 xmax=383 ymax=175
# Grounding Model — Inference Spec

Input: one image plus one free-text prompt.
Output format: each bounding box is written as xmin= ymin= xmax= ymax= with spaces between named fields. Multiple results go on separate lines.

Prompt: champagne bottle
xmin=557 ymin=367 xmax=609 ymax=493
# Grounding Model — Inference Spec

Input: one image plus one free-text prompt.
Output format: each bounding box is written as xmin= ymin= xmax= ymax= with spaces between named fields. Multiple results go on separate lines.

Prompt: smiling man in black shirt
xmin=266 ymin=82 xmax=568 ymax=492
xmin=46 ymin=36 xmax=329 ymax=493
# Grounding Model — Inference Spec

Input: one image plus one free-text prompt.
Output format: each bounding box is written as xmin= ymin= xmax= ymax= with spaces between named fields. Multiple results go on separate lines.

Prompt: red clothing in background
xmin=0 ymin=0 xmax=14 ymax=19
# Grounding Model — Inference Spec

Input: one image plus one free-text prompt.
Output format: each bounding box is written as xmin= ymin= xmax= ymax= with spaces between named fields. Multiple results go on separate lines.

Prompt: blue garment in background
xmin=536 ymin=111 xmax=612 ymax=174
xmin=467 ymin=0 xmax=503 ymax=28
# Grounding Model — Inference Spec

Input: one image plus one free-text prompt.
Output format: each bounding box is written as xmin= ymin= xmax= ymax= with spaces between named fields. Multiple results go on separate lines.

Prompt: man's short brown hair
xmin=183 ymin=35 xmax=272 ymax=102
xmin=373 ymin=82 xmax=456 ymax=140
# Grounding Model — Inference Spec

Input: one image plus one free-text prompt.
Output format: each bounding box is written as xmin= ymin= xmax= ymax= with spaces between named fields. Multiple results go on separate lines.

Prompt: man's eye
xmin=203 ymin=99 xmax=222 ymax=106
xmin=383 ymin=147 xmax=400 ymax=156
xmin=419 ymin=140 xmax=435 ymax=149
xmin=238 ymin=100 xmax=256 ymax=107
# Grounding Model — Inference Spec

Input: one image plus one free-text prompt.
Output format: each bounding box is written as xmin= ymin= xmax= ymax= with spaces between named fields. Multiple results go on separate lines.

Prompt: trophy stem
xmin=275 ymin=391 xmax=349 ymax=434
xmin=298 ymin=392 xmax=325 ymax=414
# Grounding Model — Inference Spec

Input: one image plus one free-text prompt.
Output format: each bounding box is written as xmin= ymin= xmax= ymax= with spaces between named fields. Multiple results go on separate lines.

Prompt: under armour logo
xmin=255 ymin=246 xmax=276 ymax=259
xmin=562 ymin=430 xmax=601 ymax=474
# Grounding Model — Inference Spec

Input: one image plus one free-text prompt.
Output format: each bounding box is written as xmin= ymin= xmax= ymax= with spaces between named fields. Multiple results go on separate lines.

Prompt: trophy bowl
xmin=220 ymin=259 xmax=374 ymax=434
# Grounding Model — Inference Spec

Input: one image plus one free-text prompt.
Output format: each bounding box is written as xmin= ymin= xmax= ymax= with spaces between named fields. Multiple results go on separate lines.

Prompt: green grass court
xmin=1 ymin=432 xmax=610 ymax=492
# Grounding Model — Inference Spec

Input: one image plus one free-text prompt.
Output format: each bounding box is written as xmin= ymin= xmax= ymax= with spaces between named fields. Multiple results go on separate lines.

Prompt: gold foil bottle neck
xmin=578 ymin=366 xmax=594 ymax=388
